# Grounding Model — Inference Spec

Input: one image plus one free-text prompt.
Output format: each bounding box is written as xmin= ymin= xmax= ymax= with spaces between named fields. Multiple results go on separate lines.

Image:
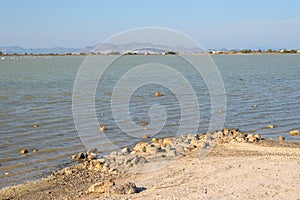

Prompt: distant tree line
xmin=209 ymin=49 xmax=299 ymax=54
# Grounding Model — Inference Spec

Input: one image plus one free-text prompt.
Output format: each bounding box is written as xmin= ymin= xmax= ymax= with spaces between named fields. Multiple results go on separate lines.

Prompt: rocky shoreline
xmin=1 ymin=128 xmax=300 ymax=199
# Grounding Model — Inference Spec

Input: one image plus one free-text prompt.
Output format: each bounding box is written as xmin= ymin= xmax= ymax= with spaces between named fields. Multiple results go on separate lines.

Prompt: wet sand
xmin=1 ymin=132 xmax=300 ymax=200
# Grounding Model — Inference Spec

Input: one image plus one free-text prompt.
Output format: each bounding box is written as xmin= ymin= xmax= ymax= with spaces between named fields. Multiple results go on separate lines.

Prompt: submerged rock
xmin=141 ymin=121 xmax=148 ymax=126
xmin=155 ymin=92 xmax=163 ymax=97
xmin=267 ymin=125 xmax=275 ymax=129
xmin=20 ymin=148 xmax=28 ymax=154
xmin=290 ymin=130 xmax=300 ymax=136
xmin=279 ymin=135 xmax=285 ymax=141
xmin=99 ymin=125 xmax=107 ymax=132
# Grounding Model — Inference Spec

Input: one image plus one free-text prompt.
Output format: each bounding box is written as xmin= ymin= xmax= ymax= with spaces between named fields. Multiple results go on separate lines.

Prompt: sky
xmin=1 ymin=0 xmax=300 ymax=49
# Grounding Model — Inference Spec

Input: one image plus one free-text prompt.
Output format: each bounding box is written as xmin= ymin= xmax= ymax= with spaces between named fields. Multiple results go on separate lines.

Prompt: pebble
xmin=279 ymin=135 xmax=285 ymax=141
xmin=267 ymin=125 xmax=275 ymax=129
xmin=141 ymin=121 xmax=148 ymax=126
xmin=133 ymin=142 xmax=148 ymax=152
xmin=87 ymin=154 xmax=97 ymax=160
xmin=99 ymin=125 xmax=107 ymax=132
xmin=254 ymin=134 xmax=262 ymax=139
xmin=162 ymin=138 xmax=173 ymax=146
xmin=33 ymin=124 xmax=39 ymax=128
xmin=155 ymin=92 xmax=163 ymax=97
xmin=20 ymin=148 xmax=28 ymax=154
xmin=121 ymin=147 xmax=130 ymax=154
xmin=289 ymin=130 xmax=300 ymax=136
xmin=201 ymin=142 xmax=209 ymax=149
xmin=32 ymin=149 xmax=38 ymax=152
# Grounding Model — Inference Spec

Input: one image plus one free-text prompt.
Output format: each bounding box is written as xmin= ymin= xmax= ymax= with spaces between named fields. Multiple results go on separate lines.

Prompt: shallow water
xmin=0 ymin=54 xmax=299 ymax=189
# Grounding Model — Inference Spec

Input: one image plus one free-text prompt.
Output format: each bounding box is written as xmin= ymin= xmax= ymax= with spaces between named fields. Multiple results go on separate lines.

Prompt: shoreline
xmin=1 ymin=129 xmax=300 ymax=199
xmin=1 ymin=52 xmax=300 ymax=57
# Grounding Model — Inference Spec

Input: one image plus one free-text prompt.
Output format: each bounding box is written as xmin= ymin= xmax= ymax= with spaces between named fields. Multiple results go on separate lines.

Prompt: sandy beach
xmin=1 ymin=130 xmax=300 ymax=200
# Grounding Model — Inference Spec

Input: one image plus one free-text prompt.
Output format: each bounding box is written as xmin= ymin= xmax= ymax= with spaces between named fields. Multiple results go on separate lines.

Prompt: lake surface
xmin=0 ymin=55 xmax=299 ymax=189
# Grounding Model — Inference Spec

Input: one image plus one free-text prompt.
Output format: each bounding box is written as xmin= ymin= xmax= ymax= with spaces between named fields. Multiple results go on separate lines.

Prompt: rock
xmin=33 ymin=124 xmax=39 ymax=128
xmin=87 ymin=148 xmax=99 ymax=155
xmin=108 ymin=167 xmax=117 ymax=173
xmin=167 ymin=150 xmax=177 ymax=157
xmin=20 ymin=148 xmax=28 ymax=154
xmin=110 ymin=182 xmax=138 ymax=194
xmin=162 ymin=138 xmax=173 ymax=146
xmin=201 ymin=142 xmax=209 ymax=149
xmin=121 ymin=147 xmax=131 ymax=154
xmin=110 ymin=151 xmax=117 ymax=156
xmin=32 ymin=149 xmax=38 ymax=152
xmin=247 ymin=134 xmax=257 ymax=143
xmin=141 ymin=121 xmax=148 ymax=126
xmin=64 ymin=169 xmax=73 ymax=175
xmin=155 ymin=92 xmax=163 ymax=97
xmin=252 ymin=104 xmax=257 ymax=108
xmin=254 ymin=134 xmax=262 ymax=139
xmin=290 ymin=130 xmax=300 ymax=136
xmin=279 ymin=135 xmax=285 ymax=141
xmin=88 ymin=180 xmax=115 ymax=194
xmin=267 ymin=125 xmax=275 ymax=129
xmin=88 ymin=181 xmax=138 ymax=195
xmin=151 ymin=138 xmax=159 ymax=143
xmin=143 ymin=135 xmax=150 ymax=139
xmin=71 ymin=155 xmax=77 ymax=160
xmin=102 ymin=166 xmax=109 ymax=172
xmin=133 ymin=142 xmax=148 ymax=152
xmin=98 ymin=158 xmax=105 ymax=163
xmin=223 ymin=128 xmax=229 ymax=135
xmin=87 ymin=154 xmax=97 ymax=160
xmin=99 ymin=125 xmax=107 ymax=132
xmin=77 ymin=152 xmax=86 ymax=160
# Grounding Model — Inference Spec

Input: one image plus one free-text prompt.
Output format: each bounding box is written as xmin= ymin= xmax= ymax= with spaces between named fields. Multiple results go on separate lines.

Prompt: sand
xmin=1 ymin=139 xmax=300 ymax=200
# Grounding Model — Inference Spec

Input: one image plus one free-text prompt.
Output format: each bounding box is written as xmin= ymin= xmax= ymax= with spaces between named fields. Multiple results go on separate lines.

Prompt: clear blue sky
xmin=1 ymin=0 xmax=300 ymax=49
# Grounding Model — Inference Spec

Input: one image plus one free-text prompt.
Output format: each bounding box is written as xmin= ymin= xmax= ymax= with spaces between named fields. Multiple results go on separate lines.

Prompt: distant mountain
xmin=0 ymin=46 xmax=80 ymax=54
xmin=0 ymin=42 xmax=204 ymax=55
xmin=90 ymin=42 xmax=204 ymax=54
